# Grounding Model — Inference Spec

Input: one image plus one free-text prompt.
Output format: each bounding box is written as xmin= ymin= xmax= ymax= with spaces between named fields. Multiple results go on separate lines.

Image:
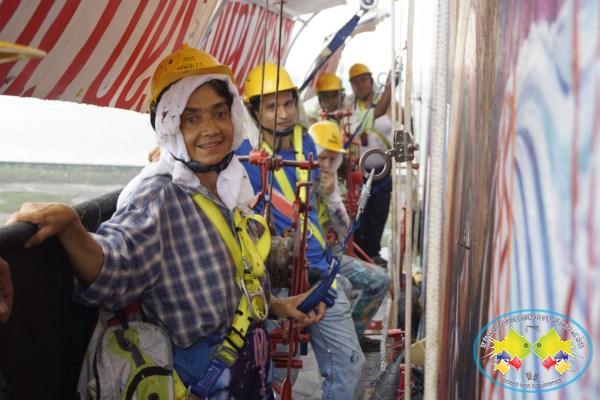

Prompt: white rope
xmin=423 ymin=0 xmax=449 ymax=398
xmin=402 ymin=0 xmax=416 ymax=397
xmin=389 ymin=0 xmax=400 ymax=334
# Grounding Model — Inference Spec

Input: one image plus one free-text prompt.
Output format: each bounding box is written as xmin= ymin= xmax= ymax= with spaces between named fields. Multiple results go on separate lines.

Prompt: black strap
xmin=172 ymin=151 xmax=234 ymax=173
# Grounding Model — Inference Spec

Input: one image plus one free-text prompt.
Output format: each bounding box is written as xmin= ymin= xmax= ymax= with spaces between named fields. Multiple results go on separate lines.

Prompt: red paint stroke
xmin=3 ymin=0 xmax=80 ymax=95
xmin=47 ymin=0 xmax=120 ymax=99
xmin=0 ymin=0 xmax=20 ymax=31
xmin=78 ymin=1 xmax=147 ymax=106
xmin=0 ymin=0 xmax=55 ymax=86
xmin=81 ymin=0 xmax=168 ymax=107
xmin=115 ymin=0 xmax=185 ymax=110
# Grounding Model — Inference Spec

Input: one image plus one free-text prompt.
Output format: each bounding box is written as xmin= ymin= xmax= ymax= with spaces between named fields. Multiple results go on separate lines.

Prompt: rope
xmin=388 ymin=0 xmax=401 ymax=336
xmin=424 ymin=0 xmax=449 ymax=398
xmin=403 ymin=1 xmax=416 ymax=398
xmin=257 ymin=0 xmax=269 ymax=147
xmin=253 ymin=327 xmax=269 ymax=397
xmin=264 ymin=0 xmax=286 ymax=226
xmin=271 ymin=0 xmax=286 ymax=154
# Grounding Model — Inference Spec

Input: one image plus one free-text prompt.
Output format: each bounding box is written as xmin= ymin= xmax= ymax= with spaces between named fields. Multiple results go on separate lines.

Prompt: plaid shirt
xmin=75 ymin=175 xmax=241 ymax=347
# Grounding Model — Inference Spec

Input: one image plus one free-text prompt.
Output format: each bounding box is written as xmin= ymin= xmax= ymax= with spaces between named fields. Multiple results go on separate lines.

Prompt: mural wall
xmin=434 ymin=0 xmax=599 ymax=398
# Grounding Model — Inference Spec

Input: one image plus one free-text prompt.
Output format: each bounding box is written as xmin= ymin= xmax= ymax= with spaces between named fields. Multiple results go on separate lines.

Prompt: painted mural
xmin=435 ymin=0 xmax=599 ymax=398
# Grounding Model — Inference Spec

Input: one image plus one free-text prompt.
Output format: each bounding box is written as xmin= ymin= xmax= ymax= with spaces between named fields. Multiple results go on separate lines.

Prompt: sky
xmin=0 ymin=95 xmax=156 ymax=166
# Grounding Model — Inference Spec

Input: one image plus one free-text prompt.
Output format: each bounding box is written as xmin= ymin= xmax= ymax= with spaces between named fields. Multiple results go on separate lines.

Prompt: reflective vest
xmin=355 ymin=98 xmax=391 ymax=149
xmin=260 ymin=124 xmax=327 ymax=249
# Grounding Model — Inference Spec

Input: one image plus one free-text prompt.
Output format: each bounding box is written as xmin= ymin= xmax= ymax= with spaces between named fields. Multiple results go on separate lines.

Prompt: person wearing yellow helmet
xmin=8 ymin=44 xmax=324 ymax=399
xmin=309 ymin=121 xmax=390 ymax=349
xmin=345 ymin=63 xmax=394 ymax=267
xmin=305 ymin=72 xmax=348 ymax=125
xmin=314 ymin=72 xmax=346 ymax=120
xmin=237 ymin=63 xmax=366 ymax=400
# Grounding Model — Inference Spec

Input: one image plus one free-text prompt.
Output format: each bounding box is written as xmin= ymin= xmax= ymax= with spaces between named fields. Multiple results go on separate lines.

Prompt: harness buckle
xmin=211 ymin=343 xmax=238 ymax=367
xmin=240 ymin=278 xmax=269 ymax=321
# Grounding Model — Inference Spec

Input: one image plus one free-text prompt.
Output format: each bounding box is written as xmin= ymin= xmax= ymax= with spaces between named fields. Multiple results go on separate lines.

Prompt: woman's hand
xmin=7 ymin=202 xmax=79 ymax=248
xmin=0 ymin=257 xmax=13 ymax=323
xmin=270 ymin=289 xmax=327 ymax=328
xmin=7 ymin=202 xmax=103 ymax=284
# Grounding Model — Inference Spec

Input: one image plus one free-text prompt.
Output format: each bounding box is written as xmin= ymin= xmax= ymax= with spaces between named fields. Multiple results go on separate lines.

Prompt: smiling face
xmin=180 ymin=82 xmax=234 ymax=165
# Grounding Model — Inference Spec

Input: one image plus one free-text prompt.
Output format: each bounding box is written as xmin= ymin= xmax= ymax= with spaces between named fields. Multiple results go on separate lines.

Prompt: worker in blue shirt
xmin=236 ymin=63 xmax=365 ymax=400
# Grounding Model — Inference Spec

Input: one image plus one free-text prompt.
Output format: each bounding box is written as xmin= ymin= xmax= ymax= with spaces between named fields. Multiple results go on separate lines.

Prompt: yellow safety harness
xmin=192 ymin=193 xmax=271 ymax=365
xmin=356 ymin=99 xmax=391 ymax=149
xmin=261 ymin=124 xmax=327 ymax=249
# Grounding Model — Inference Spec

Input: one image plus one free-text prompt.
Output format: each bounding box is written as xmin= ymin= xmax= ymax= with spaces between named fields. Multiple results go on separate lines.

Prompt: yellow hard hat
xmin=348 ymin=63 xmax=371 ymax=80
xmin=316 ymin=73 xmax=342 ymax=93
xmin=243 ymin=63 xmax=297 ymax=103
xmin=150 ymin=44 xmax=233 ymax=104
xmin=309 ymin=120 xmax=346 ymax=153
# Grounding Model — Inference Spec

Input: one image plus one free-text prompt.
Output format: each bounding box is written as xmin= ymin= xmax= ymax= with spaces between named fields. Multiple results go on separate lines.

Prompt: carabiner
xmin=241 ymin=278 xmax=269 ymax=321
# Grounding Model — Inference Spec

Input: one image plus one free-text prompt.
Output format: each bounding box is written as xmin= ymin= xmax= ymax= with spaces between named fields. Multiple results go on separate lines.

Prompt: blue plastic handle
xmin=297 ymin=278 xmax=337 ymax=313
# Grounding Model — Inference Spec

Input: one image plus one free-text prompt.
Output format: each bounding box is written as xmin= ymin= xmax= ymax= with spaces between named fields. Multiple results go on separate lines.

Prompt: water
xmin=0 ymin=162 xmax=141 ymax=224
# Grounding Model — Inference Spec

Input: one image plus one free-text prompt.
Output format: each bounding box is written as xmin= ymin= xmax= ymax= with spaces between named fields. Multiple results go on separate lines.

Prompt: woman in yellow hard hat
xmin=8 ymin=44 xmax=324 ymax=400
xmin=309 ymin=121 xmax=390 ymax=348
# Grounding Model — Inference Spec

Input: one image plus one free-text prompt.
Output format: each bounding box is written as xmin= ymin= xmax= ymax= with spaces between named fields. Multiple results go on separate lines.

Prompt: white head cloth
xmin=117 ymin=74 xmax=254 ymax=211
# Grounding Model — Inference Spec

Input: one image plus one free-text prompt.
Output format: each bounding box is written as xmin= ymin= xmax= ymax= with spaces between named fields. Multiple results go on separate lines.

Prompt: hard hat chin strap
xmin=261 ymin=125 xmax=294 ymax=138
xmin=172 ymin=151 xmax=235 ymax=174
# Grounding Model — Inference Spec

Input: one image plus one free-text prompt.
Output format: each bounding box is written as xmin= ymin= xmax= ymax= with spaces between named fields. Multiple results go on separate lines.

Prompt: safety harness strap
xmin=261 ymin=125 xmax=327 ymax=249
xmin=190 ymin=193 xmax=270 ymax=398
xmin=355 ymin=98 xmax=391 ymax=149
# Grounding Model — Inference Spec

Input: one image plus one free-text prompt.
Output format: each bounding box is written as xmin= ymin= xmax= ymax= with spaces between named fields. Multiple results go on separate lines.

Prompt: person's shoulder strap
xmin=192 ymin=194 xmax=243 ymax=276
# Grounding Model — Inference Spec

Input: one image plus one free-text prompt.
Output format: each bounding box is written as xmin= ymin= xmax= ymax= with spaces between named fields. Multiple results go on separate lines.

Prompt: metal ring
xmin=240 ymin=279 xmax=268 ymax=321
xmin=358 ymin=148 xmax=391 ymax=181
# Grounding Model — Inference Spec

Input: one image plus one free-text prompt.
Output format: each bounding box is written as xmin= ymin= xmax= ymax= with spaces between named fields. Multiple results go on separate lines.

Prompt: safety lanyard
xmin=191 ymin=193 xmax=270 ymax=363
xmin=192 ymin=193 xmax=269 ymax=283
xmin=262 ymin=124 xmax=308 ymax=203
xmin=261 ymin=125 xmax=326 ymax=249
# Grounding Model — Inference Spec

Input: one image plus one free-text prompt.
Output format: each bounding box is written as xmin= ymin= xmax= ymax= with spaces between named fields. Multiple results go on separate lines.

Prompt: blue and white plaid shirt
xmin=75 ymin=175 xmax=241 ymax=347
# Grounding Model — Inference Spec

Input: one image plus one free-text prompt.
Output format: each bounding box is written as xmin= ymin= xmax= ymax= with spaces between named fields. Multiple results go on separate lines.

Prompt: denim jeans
xmin=307 ymin=286 xmax=365 ymax=399
xmin=337 ymin=255 xmax=390 ymax=337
